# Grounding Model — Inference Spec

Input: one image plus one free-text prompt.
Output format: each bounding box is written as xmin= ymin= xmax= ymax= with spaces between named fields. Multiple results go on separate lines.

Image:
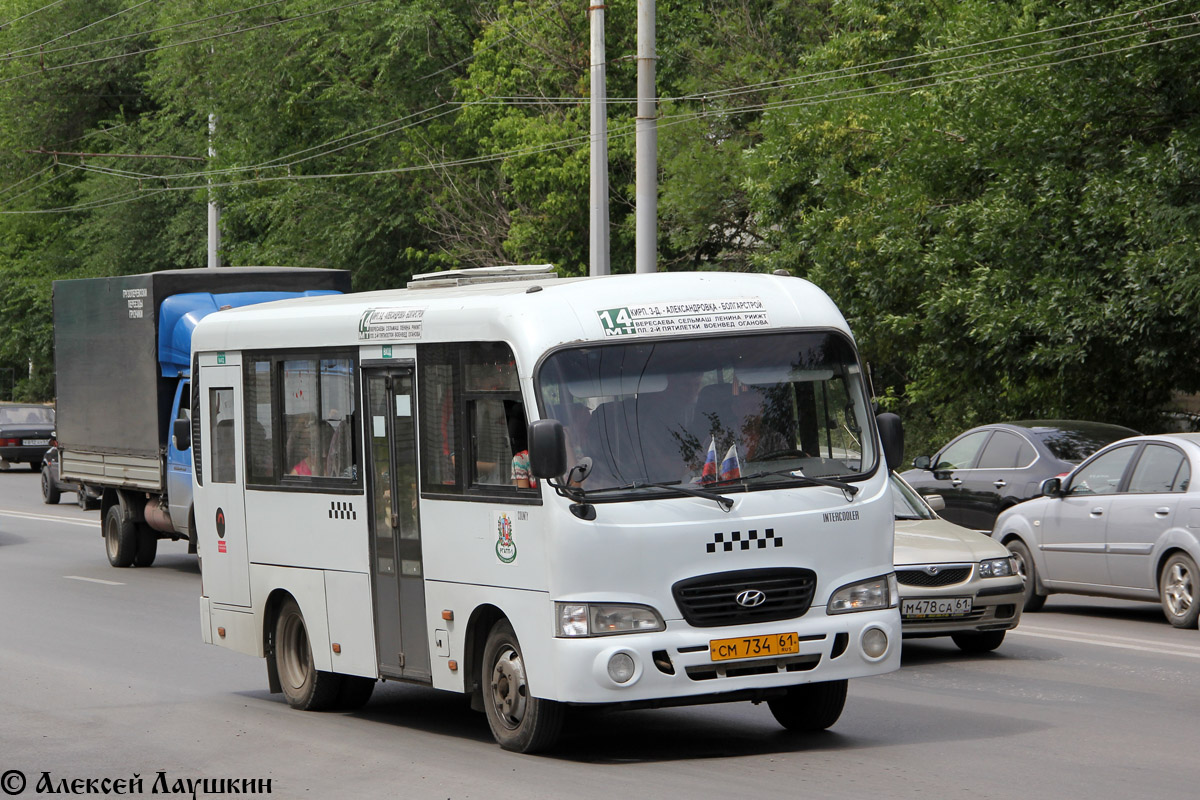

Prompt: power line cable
xmin=91 ymin=4 xmax=1198 ymax=185
xmin=0 ymin=0 xmax=288 ymax=63
xmin=5 ymin=8 xmax=1198 ymax=213
xmin=0 ymin=0 xmax=66 ymax=31
xmin=0 ymin=0 xmax=380 ymax=87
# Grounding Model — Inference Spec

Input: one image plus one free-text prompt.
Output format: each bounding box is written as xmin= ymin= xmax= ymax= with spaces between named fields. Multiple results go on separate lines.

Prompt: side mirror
xmin=925 ymin=493 xmax=946 ymax=512
xmin=172 ymin=417 xmax=191 ymax=451
xmin=528 ymin=418 xmax=567 ymax=480
xmin=912 ymin=455 xmax=931 ymax=470
xmin=876 ymin=412 xmax=904 ymax=473
xmin=1040 ymin=477 xmax=1062 ymax=497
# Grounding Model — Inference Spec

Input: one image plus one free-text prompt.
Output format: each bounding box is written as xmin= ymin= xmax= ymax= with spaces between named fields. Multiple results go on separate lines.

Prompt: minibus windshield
xmin=537 ymin=332 xmax=876 ymax=495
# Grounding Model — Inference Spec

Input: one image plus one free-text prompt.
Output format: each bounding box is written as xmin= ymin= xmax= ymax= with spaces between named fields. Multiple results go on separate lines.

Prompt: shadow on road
xmin=234 ymin=672 xmax=1047 ymax=762
xmin=0 ymin=528 xmax=28 ymax=546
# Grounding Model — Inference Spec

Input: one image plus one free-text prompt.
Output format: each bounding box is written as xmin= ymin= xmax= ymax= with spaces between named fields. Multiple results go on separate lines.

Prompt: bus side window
xmin=210 ymin=388 xmax=236 ymax=484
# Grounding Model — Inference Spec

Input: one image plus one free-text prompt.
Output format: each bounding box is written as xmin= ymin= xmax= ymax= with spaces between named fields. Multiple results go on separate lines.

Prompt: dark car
xmin=41 ymin=444 xmax=101 ymax=508
xmin=901 ymin=420 xmax=1141 ymax=531
xmin=0 ymin=403 xmax=55 ymax=471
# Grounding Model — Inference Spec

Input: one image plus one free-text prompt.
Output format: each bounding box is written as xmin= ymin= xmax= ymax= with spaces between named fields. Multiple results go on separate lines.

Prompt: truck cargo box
xmin=53 ymin=267 xmax=351 ymax=463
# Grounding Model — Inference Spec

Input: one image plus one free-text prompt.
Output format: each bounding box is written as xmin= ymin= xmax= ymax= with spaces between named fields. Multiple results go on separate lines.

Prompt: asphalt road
xmin=1 ymin=467 xmax=1198 ymax=799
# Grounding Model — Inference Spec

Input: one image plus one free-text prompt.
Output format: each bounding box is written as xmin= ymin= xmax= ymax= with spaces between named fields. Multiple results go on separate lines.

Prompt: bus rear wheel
xmin=274 ymin=598 xmax=342 ymax=711
xmin=767 ymin=679 xmax=847 ymax=732
xmin=482 ymin=619 xmax=564 ymax=753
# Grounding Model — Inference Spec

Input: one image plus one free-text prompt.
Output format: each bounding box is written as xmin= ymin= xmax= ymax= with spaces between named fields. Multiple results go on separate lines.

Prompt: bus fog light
xmin=607 ymin=653 xmax=636 ymax=683
xmin=861 ymin=627 xmax=889 ymax=659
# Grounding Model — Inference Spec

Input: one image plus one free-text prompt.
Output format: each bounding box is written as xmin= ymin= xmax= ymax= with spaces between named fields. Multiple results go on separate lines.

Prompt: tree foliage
xmin=0 ymin=0 xmax=1197 ymax=452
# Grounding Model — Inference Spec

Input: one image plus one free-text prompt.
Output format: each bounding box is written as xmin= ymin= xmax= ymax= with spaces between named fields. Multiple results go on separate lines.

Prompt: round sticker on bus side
xmin=495 ymin=513 xmax=517 ymax=563
xmin=215 ymin=508 xmax=226 ymax=539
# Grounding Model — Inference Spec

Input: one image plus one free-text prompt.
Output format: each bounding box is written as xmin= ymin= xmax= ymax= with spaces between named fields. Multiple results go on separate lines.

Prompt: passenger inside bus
xmin=287 ymin=414 xmax=320 ymax=476
xmin=507 ymin=403 xmax=536 ymax=489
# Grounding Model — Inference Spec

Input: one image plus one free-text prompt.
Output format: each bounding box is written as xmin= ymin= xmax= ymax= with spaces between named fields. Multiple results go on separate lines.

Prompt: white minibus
xmin=193 ymin=266 xmax=904 ymax=752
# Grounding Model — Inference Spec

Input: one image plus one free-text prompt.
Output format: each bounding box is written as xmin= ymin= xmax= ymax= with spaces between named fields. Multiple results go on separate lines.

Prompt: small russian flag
xmin=700 ymin=436 xmax=718 ymax=484
xmin=720 ymin=445 xmax=741 ymax=481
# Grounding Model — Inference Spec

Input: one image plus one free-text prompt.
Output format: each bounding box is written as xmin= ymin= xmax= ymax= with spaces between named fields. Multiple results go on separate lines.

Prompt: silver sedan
xmin=992 ymin=433 xmax=1200 ymax=628
xmin=892 ymin=474 xmax=1024 ymax=652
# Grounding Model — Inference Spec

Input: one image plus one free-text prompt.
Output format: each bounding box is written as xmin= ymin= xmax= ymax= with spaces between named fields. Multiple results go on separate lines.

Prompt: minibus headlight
xmin=979 ymin=556 xmax=1016 ymax=578
xmin=555 ymin=603 xmax=665 ymax=637
xmin=827 ymin=574 xmax=898 ymax=614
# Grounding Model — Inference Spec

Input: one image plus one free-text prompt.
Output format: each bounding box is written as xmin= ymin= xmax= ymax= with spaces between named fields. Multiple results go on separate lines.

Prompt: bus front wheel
xmin=767 ymin=679 xmax=847 ymax=732
xmin=274 ymin=598 xmax=341 ymax=711
xmin=482 ymin=619 xmax=564 ymax=753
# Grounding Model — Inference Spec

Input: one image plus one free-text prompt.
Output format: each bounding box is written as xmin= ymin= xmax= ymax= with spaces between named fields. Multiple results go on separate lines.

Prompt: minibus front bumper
xmin=546 ymin=607 xmax=900 ymax=705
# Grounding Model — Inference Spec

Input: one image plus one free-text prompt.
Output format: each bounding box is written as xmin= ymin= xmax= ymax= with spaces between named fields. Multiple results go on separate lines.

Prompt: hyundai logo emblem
xmin=735 ymin=589 xmax=767 ymax=607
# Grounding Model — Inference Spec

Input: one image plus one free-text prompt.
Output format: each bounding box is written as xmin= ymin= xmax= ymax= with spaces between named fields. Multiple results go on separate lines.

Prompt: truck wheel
xmin=482 ymin=619 xmax=564 ymax=753
xmin=41 ymin=468 xmax=61 ymax=505
xmin=133 ymin=526 xmax=158 ymax=568
xmin=767 ymin=679 xmax=848 ymax=732
xmin=104 ymin=504 xmax=137 ymax=568
xmin=274 ymin=598 xmax=342 ymax=711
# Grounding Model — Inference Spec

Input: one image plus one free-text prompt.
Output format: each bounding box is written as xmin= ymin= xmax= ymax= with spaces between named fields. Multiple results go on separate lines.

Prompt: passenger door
xmin=920 ymin=430 xmax=990 ymax=528
xmin=1107 ymin=443 xmax=1189 ymax=590
xmin=364 ymin=367 xmax=430 ymax=683
xmin=1040 ymin=445 xmax=1137 ymax=587
xmin=197 ymin=364 xmax=250 ymax=607
xmin=166 ymin=379 xmax=193 ymax=535
xmin=961 ymin=430 xmax=1036 ymax=531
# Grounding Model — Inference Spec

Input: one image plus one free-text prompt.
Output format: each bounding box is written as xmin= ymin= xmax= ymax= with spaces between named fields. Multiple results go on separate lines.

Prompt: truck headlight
xmin=555 ymin=603 xmax=665 ymax=637
xmin=827 ymin=574 xmax=898 ymax=614
xmin=979 ymin=556 xmax=1016 ymax=578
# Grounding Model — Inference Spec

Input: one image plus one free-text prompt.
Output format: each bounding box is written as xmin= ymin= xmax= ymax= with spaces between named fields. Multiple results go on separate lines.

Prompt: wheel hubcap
xmin=489 ymin=645 xmax=528 ymax=729
xmin=279 ymin=614 xmax=310 ymax=690
xmin=1164 ymin=563 xmax=1193 ymax=618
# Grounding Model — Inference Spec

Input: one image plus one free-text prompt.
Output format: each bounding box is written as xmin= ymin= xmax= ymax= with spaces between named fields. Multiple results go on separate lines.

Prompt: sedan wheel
xmin=1005 ymin=538 xmax=1046 ymax=612
xmin=1160 ymin=553 xmax=1199 ymax=629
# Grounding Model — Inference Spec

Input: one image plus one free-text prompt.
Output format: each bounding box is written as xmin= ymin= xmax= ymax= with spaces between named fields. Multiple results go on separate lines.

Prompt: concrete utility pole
xmin=589 ymin=3 xmax=610 ymax=276
xmin=207 ymin=113 xmax=221 ymax=268
xmin=635 ymin=0 xmax=657 ymax=273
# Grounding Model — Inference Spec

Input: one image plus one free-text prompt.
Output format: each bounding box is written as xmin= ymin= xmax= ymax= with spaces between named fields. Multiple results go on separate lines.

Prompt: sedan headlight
xmin=827 ymin=574 xmax=898 ymax=615
xmin=979 ymin=556 xmax=1016 ymax=578
xmin=555 ymin=603 xmax=665 ymax=637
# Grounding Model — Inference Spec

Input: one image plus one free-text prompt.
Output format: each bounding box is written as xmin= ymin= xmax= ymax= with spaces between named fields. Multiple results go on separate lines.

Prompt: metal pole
xmin=635 ymin=0 xmax=657 ymax=273
xmin=207 ymin=113 xmax=221 ymax=268
xmin=589 ymin=3 xmax=611 ymax=277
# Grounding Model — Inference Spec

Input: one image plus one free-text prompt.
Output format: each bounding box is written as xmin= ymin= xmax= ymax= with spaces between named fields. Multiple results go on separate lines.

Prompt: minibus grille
xmin=672 ymin=568 xmax=817 ymax=628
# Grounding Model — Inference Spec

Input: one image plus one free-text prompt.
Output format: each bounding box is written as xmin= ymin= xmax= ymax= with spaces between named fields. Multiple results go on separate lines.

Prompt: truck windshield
xmin=537 ymin=332 xmax=876 ymax=494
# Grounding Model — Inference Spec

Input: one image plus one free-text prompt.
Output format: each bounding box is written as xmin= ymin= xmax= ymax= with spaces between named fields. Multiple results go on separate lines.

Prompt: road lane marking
xmin=64 ymin=575 xmax=124 ymax=586
xmin=0 ymin=509 xmax=100 ymax=528
xmin=1017 ymin=623 xmax=1200 ymax=651
xmin=1011 ymin=628 xmax=1200 ymax=659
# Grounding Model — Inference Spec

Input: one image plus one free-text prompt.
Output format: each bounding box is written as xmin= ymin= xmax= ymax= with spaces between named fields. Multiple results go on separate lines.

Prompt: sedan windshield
xmin=537 ymin=331 xmax=876 ymax=493
xmin=891 ymin=475 xmax=937 ymax=520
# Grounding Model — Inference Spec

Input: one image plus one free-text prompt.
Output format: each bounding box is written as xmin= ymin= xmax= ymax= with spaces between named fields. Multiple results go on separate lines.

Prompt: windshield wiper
xmin=555 ymin=477 xmax=734 ymax=511
xmin=708 ymin=468 xmax=859 ymax=500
